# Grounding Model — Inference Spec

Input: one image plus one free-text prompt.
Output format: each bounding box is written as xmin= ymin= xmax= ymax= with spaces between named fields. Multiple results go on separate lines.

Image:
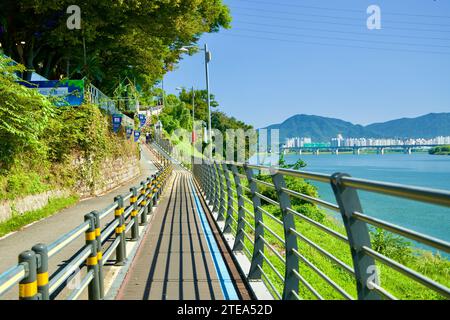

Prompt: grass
xmin=0 ymin=168 xmax=52 ymax=201
xmin=0 ymin=195 xmax=79 ymax=237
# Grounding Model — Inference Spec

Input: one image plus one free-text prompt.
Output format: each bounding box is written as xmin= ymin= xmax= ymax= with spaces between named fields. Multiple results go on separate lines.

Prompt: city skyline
xmin=285 ymin=134 xmax=450 ymax=148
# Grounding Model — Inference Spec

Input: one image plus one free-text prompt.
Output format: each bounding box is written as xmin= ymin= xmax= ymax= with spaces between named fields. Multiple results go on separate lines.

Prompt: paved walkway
xmin=116 ymin=169 xmax=238 ymax=300
xmin=0 ymin=145 xmax=159 ymax=299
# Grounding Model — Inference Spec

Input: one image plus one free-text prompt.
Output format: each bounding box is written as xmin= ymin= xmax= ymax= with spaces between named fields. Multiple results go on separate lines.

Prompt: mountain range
xmin=263 ymin=113 xmax=450 ymax=142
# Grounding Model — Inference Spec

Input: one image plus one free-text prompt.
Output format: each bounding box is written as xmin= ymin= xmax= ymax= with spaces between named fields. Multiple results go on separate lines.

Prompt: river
xmin=257 ymin=153 xmax=450 ymax=247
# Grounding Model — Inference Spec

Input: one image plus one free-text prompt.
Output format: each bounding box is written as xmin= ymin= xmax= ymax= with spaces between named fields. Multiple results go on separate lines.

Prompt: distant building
xmin=331 ymin=134 xmax=344 ymax=147
xmin=329 ymin=135 xmax=450 ymax=147
xmin=285 ymin=137 xmax=312 ymax=148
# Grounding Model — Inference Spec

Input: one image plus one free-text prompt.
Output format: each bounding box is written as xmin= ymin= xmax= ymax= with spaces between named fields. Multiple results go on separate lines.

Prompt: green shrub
xmin=370 ymin=228 xmax=413 ymax=264
xmin=0 ymin=56 xmax=54 ymax=168
xmin=0 ymin=195 xmax=79 ymax=237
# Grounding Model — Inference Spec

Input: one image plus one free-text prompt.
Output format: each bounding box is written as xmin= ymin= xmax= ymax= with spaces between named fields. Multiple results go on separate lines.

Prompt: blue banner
xmin=112 ymin=114 xmax=123 ymax=133
xmin=138 ymin=114 xmax=146 ymax=128
xmin=19 ymin=80 xmax=84 ymax=106
xmin=126 ymin=127 xmax=133 ymax=140
xmin=134 ymin=130 xmax=141 ymax=142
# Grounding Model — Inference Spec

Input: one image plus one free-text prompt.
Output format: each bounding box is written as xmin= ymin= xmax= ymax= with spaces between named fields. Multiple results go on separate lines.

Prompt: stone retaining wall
xmin=0 ymin=155 xmax=140 ymax=223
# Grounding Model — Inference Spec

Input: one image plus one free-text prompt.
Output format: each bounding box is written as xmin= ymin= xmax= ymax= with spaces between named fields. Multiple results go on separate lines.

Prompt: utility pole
xmin=192 ymin=86 xmax=195 ymax=144
xmin=204 ymin=44 xmax=212 ymax=158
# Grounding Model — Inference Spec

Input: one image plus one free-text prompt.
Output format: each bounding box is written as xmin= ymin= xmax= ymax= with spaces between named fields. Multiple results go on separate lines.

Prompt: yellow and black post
xmin=156 ymin=173 xmax=162 ymax=200
xmin=18 ymin=250 xmax=38 ymax=300
xmin=92 ymin=210 xmax=104 ymax=299
xmin=114 ymin=195 xmax=126 ymax=265
xmin=140 ymin=181 xmax=148 ymax=225
xmin=146 ymin=177 xmax=154 ymax=215
xmin=84 ymin=213 xmax=101 ymax=300
xmin=32 ymin=243 xmax=49 ymax=300
xmin=153 ymin=174 xmax=159 ymax=204
xmin=130 ymin=187 xmax=139 ymax=241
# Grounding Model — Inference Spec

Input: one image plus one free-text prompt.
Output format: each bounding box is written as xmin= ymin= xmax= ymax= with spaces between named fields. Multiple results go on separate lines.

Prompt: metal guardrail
xmin=0 ymin=153 xmax=173 ymax=300
xmin=187 ymin=158 xmax=450 ymax=300
xmin=88 ymin=84 xmax=134 ymax=127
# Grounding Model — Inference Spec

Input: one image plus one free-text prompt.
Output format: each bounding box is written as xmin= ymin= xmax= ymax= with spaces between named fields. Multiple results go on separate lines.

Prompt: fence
xmin=190 ymin=158 xmax=450 ymax=300
xmin=88 ymin=84 xmax=134 ymax=127
xmin=0 ymin=155 xmax=172 ymax=300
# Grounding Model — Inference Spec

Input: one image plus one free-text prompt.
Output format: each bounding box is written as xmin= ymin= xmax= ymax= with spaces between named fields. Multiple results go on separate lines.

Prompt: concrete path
xmin=0 ymin=145 xmax=159 ymax=299
xmin=116 ymin=169 xmax=237 ymax=300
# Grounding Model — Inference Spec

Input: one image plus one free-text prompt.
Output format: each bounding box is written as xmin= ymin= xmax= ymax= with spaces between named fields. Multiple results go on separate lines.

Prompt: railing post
xmin=215 ymin=162 xmax=226 ymax=222
xmin=330 ymin=173 xmax=381 ymax=300
xmin=146 ymin=177 xmax=154 ymax=214
xmin=114 ymin=195 xmax=126 ymax=266
xmin=198 ymin=162 xmax=206 ymax=194
xmin=203 ymin=161 xmax=212 ymax=203
xmin=32 ymin=243 xmax=49 ymax=300
xmin=92 ymin=210 xmax=104 ymax=299
xmin=212 ymin=161 xmax=220 ymax=213
xmin=152 ymin=174 xmax=159 ymax=204
xmin=151 ymin=174 xmax=158 ymax=205
xmin=18 ymin=250 xmax=38 ymax=300
xmin=244 ymin=164 xmax=264 ymax=280
xmin=156 ymin=173 xmax=162 ymax=200
xmin=130 ymin=187 xmax=139 ymax=241
xmin=207 ymin=161 xmax=215 ymax=204
xmin=140 ymin=181 xmax=148 ymax=225
xmin=222 ymin=163 xmax=234 ymax=234
xmin=231 ymin=165 xmax=245 ymax=251
xmin=84 ymin=213 xmax=101 ymax=300
xmin=272 ymin=172 xmax=299 ymax=300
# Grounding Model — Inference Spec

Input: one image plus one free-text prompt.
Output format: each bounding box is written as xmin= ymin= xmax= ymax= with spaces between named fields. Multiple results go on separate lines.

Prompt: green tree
xmin=0 ymin=0 xmax=231 ymax=92
xmin=0 ymin=56 xmax=54 ymax=168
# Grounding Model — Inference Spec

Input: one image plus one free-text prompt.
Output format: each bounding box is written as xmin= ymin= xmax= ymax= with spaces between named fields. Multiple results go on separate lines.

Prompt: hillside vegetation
xmin=0 ymin=56 xmax=137 ymax=201
xmin=429 ymin=145 xmax=450 ymax=155
xmin=265 ymin=113 xmax=450 ymax=142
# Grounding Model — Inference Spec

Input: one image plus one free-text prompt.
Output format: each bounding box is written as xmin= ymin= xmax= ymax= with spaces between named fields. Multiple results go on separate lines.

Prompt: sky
xmin=163 ymin=0 xmax=450 ymax=129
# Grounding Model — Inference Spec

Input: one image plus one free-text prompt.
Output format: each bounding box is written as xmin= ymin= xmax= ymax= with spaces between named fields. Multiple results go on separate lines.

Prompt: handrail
xmin=340 ymin=176 xmax=450 ymax=207
xmin=0 ymin=146 xmax=173 ymax=300
xmin=192 ymin=155 xmax=450 ymax=300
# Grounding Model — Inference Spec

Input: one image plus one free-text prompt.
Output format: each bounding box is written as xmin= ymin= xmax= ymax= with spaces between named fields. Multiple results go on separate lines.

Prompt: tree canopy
xmin=0 ymin=0 xmax=231 ymax=93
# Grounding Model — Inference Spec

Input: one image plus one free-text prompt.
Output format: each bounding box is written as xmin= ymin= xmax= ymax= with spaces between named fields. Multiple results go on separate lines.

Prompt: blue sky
xmin=164 ymin=0 xmax=450 ymax=128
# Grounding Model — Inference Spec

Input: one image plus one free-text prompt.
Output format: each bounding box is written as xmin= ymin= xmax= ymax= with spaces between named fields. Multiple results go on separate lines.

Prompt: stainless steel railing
xmin=191 ymin=158 xmax=450 ymax=300
xmin=0 ymin=152 xmax=172 ymax=300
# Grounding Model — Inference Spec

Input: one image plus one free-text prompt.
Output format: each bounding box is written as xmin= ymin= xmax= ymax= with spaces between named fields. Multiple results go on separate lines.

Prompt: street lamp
xmin=180 ymin=44 xmax=213 ymax=158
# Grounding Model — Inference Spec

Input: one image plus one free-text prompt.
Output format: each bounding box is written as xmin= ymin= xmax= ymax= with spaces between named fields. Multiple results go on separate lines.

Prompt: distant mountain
xmin=264 ymin=114 xmax=380 ymax=142
xmin=263 ymin=113 xmax=450 ymax=142
xmin=366 ymin=113 xmax=450 ymax=139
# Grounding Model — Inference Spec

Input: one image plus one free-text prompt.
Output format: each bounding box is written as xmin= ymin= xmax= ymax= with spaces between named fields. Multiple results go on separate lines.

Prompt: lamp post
xmin=180 ymin=44 xmax=212 ymax=158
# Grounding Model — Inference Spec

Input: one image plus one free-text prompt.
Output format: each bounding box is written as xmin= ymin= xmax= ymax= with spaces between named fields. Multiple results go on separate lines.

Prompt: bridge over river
xmin=282 ymin=144 xmax=441 ymax=155
xmin=0 ymin=143 xmax=449 ymax=300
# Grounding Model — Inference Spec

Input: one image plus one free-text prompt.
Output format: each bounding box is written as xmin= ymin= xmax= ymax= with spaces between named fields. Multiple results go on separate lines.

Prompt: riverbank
xmin=429 ymin=145 xmax=450 ymax=155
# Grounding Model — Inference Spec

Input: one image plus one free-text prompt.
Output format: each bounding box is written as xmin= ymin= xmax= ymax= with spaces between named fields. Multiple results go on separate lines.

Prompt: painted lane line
xmin=188 ymin=177 xmax=239 ymax=300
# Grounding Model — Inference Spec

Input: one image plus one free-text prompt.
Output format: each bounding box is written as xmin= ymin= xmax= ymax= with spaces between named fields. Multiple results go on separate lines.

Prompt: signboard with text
xmin=134 ymin=130 xmax=141 ymax=142
xmin=19 ymin=80 xmax=84 ymax=106
xmin=112 ymin=114 xmax=123 ymax=133
xmin=126 ymin=127 xmax=133 ymax=140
